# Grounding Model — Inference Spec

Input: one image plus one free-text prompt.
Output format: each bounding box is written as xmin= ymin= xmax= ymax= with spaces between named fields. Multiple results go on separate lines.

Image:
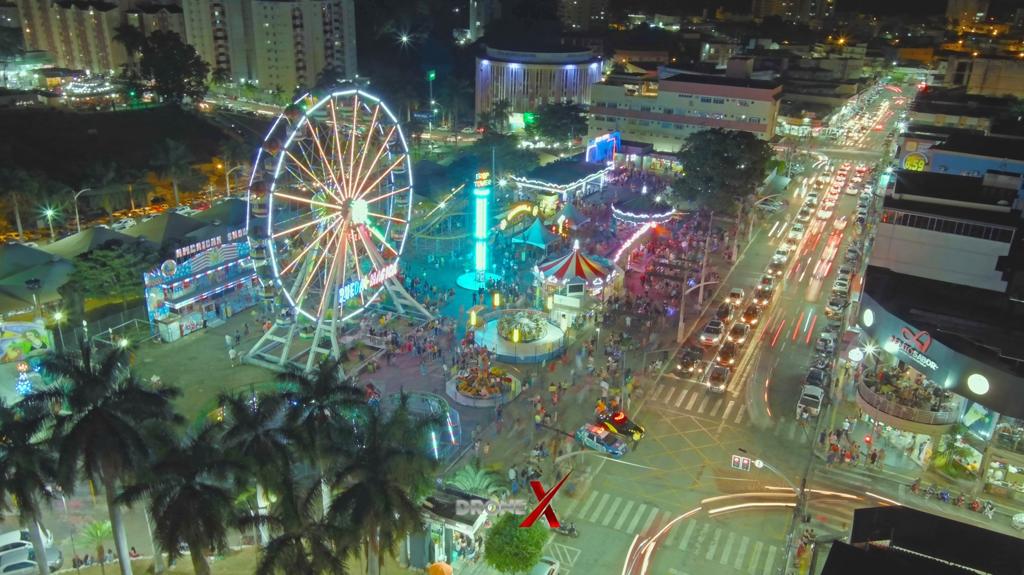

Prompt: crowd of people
xmin=865 ymin=367 xmax=958 ymax=413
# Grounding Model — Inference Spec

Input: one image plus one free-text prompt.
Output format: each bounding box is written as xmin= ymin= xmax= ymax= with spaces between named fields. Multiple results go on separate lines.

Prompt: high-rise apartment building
xmin=946 ymin=0 xmax=988 ymax=26
xmin=558 ymin=0 xmax=606 ymax=31
xmin=182 ymin=0 xmax=356 ymax=91
xmin=468 ymin=0 xmax=499 ymax=42
xmin=752 ymin=0 xmax=832 ymax=23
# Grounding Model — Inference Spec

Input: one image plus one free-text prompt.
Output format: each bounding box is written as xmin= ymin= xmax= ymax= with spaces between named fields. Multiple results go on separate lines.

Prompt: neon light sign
xmin=338 ymin=262 xmax=398 ymax=305
xmin=472 ymin=170 xmax=491 ymax=274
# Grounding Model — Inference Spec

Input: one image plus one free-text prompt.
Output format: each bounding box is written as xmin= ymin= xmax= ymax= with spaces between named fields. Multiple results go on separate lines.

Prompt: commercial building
xmin=946 ymin=0 xmax=988 ymax=26
xmin=558 ymin=0 xmax=606 ymax=31
xmin=182 ymin=0 xmax=357 ymax=90
xmin=589 ymin=62 xmax=782 ymax=152
xmin=849 ymin=166 xmax=1024 ymax=507
xmin=468 ymin=0 xmax=499 ymax=42
xmin=474 ymin=45 xmax=602 ymax=121
xmin=898 ymin=132 xmax=1024 ymax=202
xmin=945 ymin=55 xmax=1024 ymax=98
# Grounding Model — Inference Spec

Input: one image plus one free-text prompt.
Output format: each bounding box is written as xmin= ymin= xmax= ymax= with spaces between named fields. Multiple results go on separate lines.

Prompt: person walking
xmin=224 ymin=333 xmax=233 ymax=349
xmin=228 ymin=347 xmax=238 ymax=367
xmin=495 ymin=404 xmax=504 ymax=434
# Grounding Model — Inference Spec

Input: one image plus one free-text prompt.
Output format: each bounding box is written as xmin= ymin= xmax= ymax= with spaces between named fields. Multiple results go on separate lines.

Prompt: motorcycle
xmin=554 ymin=522 xmax=579 ymax=538
xmin=982 ymin=501 xmax=995 ymax=519
xmin=937 ymin=490 xmax=951 ymax=504
xmin=910 ymin=479 xmax=921 ymax=495
xmin=924 ymin=485 xmax=936 ymax=499
xmin=969 ymin=499 xmax=983 ymax=512
xmin=953 ymin=493 xmax=966 ymax=507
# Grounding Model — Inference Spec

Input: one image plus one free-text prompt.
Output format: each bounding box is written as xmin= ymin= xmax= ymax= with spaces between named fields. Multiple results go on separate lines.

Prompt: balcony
xmin=856 ymin=380 xmax=963 ymax=435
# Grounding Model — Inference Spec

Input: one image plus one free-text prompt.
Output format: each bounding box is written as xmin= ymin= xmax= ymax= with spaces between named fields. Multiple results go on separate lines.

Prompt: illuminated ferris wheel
xmin=245 ymin=89 xmax=432 ymax=372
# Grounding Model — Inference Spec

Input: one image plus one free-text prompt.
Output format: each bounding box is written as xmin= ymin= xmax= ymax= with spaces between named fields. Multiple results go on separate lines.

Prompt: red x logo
xmin=520 ymin=471 xmax=572 ymax=528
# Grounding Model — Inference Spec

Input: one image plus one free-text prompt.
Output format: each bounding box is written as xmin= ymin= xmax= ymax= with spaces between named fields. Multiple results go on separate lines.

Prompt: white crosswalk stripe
xmin=577 ymin=491 xmax=599 ymax=519
xmin=674 ymin=388 xmax=688 ymax=407
xmin=763 ymin=545 xmax=778 ymax=575
xmin=626 ymin=503 xmax=648 ymax=533
xmin=719 ymin=532 xmax=736 ymax=565
xmin=709 ymin=399 xmax=723 ymax=416
xmin=686 ymin=392 xmax=699 ymax=410
xmin=734 ymin=405 xmax=746 ymax=424
xmin=722 ymin=400 xmax=735 ymax=420
xmin=600 ymin=497 xmax=622 ymax=526
xmin=638 ymin=507 xmax=660 ymax=534
xmin=613 ymin=501 xmax=635 ymax=531
xmin=678 ymin=519 xmax=698 ymax=550
xmin=705 ymin=528 xmax=721 ymax=560
xmin=653 ymin=384 xmax=665 ymax=401
xmin=734 ymin=536 xmax=750 ymax=570
xmin=747 ymin=541 xmax=764 ymax=575
xmin=588 ymin=494 xmax=610 ymax=523
xmin=663 ymin=387 xmax=676 ymax=404
xmin=697 ymin=395 xmax=710 ymax=413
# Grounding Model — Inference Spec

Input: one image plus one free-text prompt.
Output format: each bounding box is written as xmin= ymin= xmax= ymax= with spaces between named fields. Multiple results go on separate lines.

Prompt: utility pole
xmin=676 ymin=269 xmax=688 ymax=344
xmin=698 ymin=211 xmax=714 ymax=306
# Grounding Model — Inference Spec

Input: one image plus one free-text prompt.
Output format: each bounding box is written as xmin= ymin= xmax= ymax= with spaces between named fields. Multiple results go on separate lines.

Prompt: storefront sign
xmin=338 ymin=262 xmax=398 ymax=305
xmin=887 ymin=334 xmax=938 ymax=371
xmin=174 ymin=227 xmax=247 ymax=260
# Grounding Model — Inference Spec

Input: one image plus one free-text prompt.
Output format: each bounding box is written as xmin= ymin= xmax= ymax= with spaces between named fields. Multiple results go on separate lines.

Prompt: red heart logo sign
xmin=899 ymin=327 xmax=932 ymax=354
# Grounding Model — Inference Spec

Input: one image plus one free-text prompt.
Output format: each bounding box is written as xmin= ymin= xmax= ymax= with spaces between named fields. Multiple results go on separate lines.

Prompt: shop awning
xmin=557 ymin=203 xmax=590 ymax=227
xmin=537 ymin=241 xmax=610 ymax=285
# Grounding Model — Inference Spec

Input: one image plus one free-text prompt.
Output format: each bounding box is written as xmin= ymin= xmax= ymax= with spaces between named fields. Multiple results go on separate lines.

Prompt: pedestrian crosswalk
xmin=573 ymin=489 xmax=784 ymax=574
xmin=646 ymin=383 xmax=810 ymax=443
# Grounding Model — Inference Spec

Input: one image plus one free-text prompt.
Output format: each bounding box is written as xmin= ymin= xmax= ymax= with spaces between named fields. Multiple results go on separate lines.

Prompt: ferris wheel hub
xmin=348 ymin=198 xmax=369 ymax=225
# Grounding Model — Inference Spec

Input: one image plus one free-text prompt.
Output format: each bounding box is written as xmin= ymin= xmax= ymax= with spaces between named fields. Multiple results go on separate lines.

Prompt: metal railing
xmin=857 ymin=380 xmax=962 ymax=426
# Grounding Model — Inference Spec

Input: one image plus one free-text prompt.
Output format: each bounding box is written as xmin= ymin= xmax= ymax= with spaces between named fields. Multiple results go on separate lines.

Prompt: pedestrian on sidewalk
xmin=473 ymin=440 xmax=481 ymax=466
xmin=228 ymin=347 xmax=238 ymax=367
xmin=243 ymin=322 xmax=250 ymax=338
xmin=877 ymin=448 xmax=887 ymax=469
xmin=869 ymin=449 xmax=878 ymax=467
xmin=234 ymin=330 xmax=241 ymax=347
xmin=841 ymin=418 xmax=851 ymax=441
xmin=533 ymin=412 xmax=542 ymax=431
xmin=495 ymin=404 xmax=504 ymax=434
xmin=225 ymin=333 xmax=233 ymax=349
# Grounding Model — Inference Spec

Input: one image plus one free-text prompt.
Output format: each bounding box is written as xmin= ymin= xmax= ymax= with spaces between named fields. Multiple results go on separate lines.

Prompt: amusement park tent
xmin=557 ymin=202 xmax=589 ymax=227
xmin=537 ymin=242 xmax=611 ymax=285
xmin=511 ymin=218 xmax=557 ymax=249
xmin=41 ymin=226 xmax=147 ymax=260
xmin=125 ymin=212 xmax=206 ymax=245
xmin=0 ymin=243 xmax=72 ymax=315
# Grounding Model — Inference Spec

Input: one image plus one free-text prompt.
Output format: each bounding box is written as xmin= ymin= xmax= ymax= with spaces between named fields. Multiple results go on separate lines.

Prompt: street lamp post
xmin=43 ymin=208 xmax=57 ymax=242
xmin=72 ymin=188 xmax=92 ymax=234
xmin=222 ymin=164 xmax=246 ymax=198
xmin=53 ymin=311 xmax=66 ymax=350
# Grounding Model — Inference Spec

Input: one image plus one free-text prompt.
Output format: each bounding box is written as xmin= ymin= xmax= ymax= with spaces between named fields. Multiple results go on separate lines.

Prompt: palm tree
xmin=217 ymin=391 xmax=292 ymax=546
xmin=328 ymin=395 xmax=439 ymax=575
xmin=218 ymin=138 xmax=252 ymax=196
xmin=243 ymin=474 xmax=352 ymax=575
xmin=80 ymin=521 xmax=113 ymax=575
xmin=25 ymin=344 xmax=183 ymax=575
xmin=118 ymin=425 xmax=242 ymax=575
xmin=0 ymin=401 xmax=58 ymax=575
xmin=278 ymin=358 xmax=363 ymax=515
xmin=112 ymin=24 xmax=146 ymax=73
xmin=491 ymin=99 xmax=512 ymax=133
xmin=0 ymin=168 xmax=37 ymax=240
xmin=440 ymin=77 xmax=473 ymax=133
xmin=447 ymin=464 xmax=505 ymax=497
xmin=151 ymin=139 xmax=193 ymax=206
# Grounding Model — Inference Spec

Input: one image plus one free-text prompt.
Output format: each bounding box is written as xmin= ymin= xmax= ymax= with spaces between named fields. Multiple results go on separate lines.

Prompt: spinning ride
xmin=246 ymin=89 xmax=432 ymax=372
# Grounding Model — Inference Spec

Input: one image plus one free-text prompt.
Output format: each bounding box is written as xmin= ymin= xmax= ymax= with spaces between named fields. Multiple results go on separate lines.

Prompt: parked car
xmin=805 ymin=367 xmax=830 ymax=389
xmin=699 ymin=320 xmax=725 ymax=346
xmin=797 ymin=385 xmax=825 ymax=418
xmin=529 ymin=557 xmax=561 ymax=575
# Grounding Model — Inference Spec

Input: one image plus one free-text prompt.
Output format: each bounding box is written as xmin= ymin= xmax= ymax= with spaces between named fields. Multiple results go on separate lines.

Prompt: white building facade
xmin=475 ymin=46 xmax=602 ymax=118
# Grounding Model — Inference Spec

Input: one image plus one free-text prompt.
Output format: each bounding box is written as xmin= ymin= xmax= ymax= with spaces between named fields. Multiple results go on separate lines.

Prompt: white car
xmin=771 ymin=247 xmax=790 ymax=264
xmin=845 ymin=185 xmax=859 ymax=195
xmin=816 ymin=207 xmax=833 ymax=220
xmin=797 ymin=385 xmax=825 ymax=418
xmin=796 ymin=207 xmax=812 ymax=222
xmin=805 ymin=192 xmax=819 ymax=205
xmin=530 ymin=557 xmax=560 ymax=575
xmin=832 ymin=279 xmax=850 ymax=294
xmin=726 ymin=288 xmax=745 ymax=305
xmin=787 ymin=224 xmax=806 ymax=240
xmin=110 ymin=218 xmax=136 ymax=232
xmin=699 ymin=320 xmax=725 ymax=346
xmin=833 ymin=216 xmax=849 ymax=230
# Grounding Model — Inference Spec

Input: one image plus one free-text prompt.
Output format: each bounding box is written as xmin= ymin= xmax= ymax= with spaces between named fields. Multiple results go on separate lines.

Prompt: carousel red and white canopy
xmin=537 ymin=240 xmax=610 ymax=285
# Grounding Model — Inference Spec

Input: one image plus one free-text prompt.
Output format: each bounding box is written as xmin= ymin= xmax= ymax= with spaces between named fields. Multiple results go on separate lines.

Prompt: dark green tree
xmin=0 ymin=401 xmax=58 ymax=575
xmin=532 ymin=101 xmax=587 ymax=143
xmin=118 ymin=426 xmax=242 ymax=575
xmin=139 ymin=30 xmax=210 ymax=104
xmin=0 ymin=168 xmax=36 ymax=239
xmin=668 ymin=128 xmax=773 ymax=214
xmin=328 ymin=395 xmax=438 ymax=575
xmin=112 ymin=24 xmax=146 ymax=74
xmin=468 ymin=133 xmax=539 ymax=177
xmin=216 ymin=392 xmax=292 ymax=546
xmin=277 ymin=358 xmax=363 ymax=515
xmin=482 ymin=514 xmax=548 ymax=574
xmin=25 ymin=344 xmax=183 ymax=575
xmin=243 ymin=475 xmax=352 ymax=575
xmin=491 ymin=99 xmax=512 ymax=133
xmin=151 ymin=139 xmax=194 ymax=206
xmin=60 ymin=239 xmax=157 ymax=317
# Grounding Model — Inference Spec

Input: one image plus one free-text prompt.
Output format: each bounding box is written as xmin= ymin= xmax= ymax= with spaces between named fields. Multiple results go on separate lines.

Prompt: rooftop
xmin=519 ymin=160 xmax=607 ymax=186
xmin=661 ymin=72 xmax=781 ymax=90
xmin=864 ymin=266 xmax=1024 ymax=377
xmin=891 ymin=170 xmax=1019 ymax=216
xmin=930 ymin=133 xmax=1024 ymax=162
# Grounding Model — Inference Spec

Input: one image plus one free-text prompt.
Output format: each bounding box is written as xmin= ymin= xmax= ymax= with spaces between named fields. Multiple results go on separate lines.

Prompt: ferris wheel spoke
xmin=364 ymin=222 xmax=399 ymax=257
xmin=347 ymin=234 xmax=367 ymax=306
xmin=291 ymin=223 xmax=341 ymax=312
xmin=278 ymin=216 xmax=342 ymax=277
xmin=354 ymin=152 xmax=406 ymax=201
xmin=314 ymin=228 xmax=345 ymax=317
xmin=348 ymin=95 xmax=360 ymax=198
xmin=367 ymin=211 xmax=407 ymax=225
xmin=327 ymin=98 xmax=351 ymax=199
xmin=305 ymin=121 xmax=344 ymax=203
xmin=271 ymin=216 xmax=325 ymax=239
xmin=352 ymin=104 xmax=381 ymax=196
xmin=284 ymin=150 xmax=333 ymax=197
xmin=363 ymin=185 xmax=410 ymax=205
xmin=350 ymin=125 xmax=397 ymax=197
xmin=274 ymin=191 xmax=344 ymax=212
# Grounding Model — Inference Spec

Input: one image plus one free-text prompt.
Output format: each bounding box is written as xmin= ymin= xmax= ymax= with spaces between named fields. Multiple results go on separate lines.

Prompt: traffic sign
xmin=730 ymin=455 xmax=751 ymax=471
xmin=428 ymin=70 xmax=436 ymax=82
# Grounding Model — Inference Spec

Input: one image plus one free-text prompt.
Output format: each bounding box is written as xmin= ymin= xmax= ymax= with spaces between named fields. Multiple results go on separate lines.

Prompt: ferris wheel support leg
xmin=381 ymin=276 xmax=435 ymax=321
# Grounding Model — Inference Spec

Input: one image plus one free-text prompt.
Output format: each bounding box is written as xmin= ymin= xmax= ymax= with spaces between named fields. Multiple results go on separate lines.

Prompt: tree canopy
xmin=668 ymin=129 xmax=774 ymax=214
xmin=527 ymin=101 xmax=587 ymax=143
xmin=139 ymin=31 xmax=210 ymax=104
xmin=483 ymin=514 xmax=548 ymax=574
xmin=60 ymin=240 xmax=157 ymax=317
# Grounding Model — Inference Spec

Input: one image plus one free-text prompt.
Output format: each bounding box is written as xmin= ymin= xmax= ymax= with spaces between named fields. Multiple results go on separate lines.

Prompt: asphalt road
xmin=552 ymin=86 xmax=905 ymax=575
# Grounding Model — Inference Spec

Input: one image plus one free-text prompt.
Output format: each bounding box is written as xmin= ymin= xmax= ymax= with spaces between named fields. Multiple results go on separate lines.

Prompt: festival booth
xmin=535 ymin=240 xmax=622 ymax=329
xmin=555 ymin=202 xmax=590 ymax=233
xmin=510 ymin=218 xmax=560 ymax=260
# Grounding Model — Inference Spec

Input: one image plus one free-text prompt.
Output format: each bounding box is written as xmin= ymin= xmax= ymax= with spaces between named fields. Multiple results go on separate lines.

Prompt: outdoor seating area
xmin=863 ymin=367 xmax=960 ymax=414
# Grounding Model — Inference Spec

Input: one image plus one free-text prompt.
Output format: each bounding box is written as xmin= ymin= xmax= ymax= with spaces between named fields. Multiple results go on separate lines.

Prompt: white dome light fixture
xmin=862 ymin=308 xmax=875 ymax=327
xmin=848 ymin=348 xmax=865 ymax=362
xmin=966 ymin=373 xmax=989 ymax=395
